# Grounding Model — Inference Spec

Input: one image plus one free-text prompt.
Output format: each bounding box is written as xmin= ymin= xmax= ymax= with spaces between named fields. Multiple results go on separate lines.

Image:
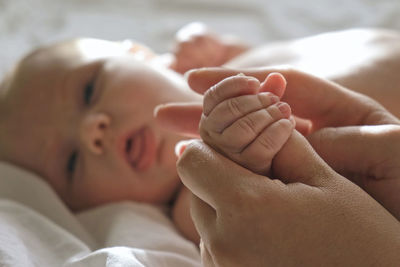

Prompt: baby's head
xmin=0 ymin=38 xmax=200 ymax=211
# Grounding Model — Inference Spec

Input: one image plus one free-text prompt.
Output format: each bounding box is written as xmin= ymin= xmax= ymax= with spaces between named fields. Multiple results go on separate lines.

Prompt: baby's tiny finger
xmin=202 ymin=93 xmax=279 ymax=134
xmin=214 ymin=102 xmax=292 ymax=152
xmin=203 ymin=75 xmax=260 ymax=116
xmin=240 ymin=119 xmax=294 ymax=174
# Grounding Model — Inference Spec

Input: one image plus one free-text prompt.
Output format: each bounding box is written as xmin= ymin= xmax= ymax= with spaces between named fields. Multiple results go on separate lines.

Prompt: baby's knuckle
xmin=231 ymin=76 xmax=251 ymax=88
xmin=266 ymin=105 xmax=282 ymax=120
xmin=200 ymin=129 xmax=219 ymax=149
xmin=276 ymin=119 xmax=293 ymax=131
xmin=205 ymin=85 xmax=221 ymax=103
xmin=226 ymin=98 xmax=243 ymax=116
xmin=237 ymin=116 xmax=258 ymax=135
xmin=220 ymin=132 xmax=246 ymax=153
xmin=199 ymin=125 xmax=211 ymax=140
xmin=257 ymin=133 xmax=276 ymax=151
xmin=258 ymin=92 xmax=277 ymax=107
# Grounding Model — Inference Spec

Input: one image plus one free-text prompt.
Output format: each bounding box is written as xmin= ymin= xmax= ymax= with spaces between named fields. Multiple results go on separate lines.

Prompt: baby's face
xmin=1 ymin=39 xmax=200 ymax=210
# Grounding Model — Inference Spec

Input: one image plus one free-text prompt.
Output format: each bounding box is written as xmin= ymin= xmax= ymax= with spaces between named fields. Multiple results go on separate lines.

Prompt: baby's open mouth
xmin=125 ymin=127 xmax=156 ymax=172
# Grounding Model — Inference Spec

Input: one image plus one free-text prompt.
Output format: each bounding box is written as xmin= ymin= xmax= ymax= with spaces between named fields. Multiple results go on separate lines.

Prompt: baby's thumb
xmin=272 ymin=130 xmax=338 ymax=187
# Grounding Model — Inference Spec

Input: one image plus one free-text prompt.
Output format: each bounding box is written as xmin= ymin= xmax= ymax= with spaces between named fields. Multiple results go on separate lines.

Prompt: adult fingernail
xmin=153 ymin=104 xmax=165 ymax=117
xmin=289 ymin=116 xmax=296 ymax=126
xmin=175 ymin=140 xmax=193 ymax=157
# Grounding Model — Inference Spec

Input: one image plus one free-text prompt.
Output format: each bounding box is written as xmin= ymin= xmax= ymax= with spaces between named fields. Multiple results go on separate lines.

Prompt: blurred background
xmin=1 ymin=0 xmax=399 ymax=78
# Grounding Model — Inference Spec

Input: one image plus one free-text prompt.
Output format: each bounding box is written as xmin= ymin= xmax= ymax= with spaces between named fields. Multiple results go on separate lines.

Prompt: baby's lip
xmin=123 ymin=127 xmax=157 ymax=172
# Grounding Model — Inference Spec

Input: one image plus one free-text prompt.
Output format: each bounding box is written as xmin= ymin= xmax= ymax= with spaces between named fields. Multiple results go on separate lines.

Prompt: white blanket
xmin=0 ymin=161 xmax=200 ymax=266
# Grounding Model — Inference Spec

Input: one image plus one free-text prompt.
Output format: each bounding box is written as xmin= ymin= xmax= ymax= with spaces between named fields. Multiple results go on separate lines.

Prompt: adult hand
xmin=155 ymin=67 xmax=400 ymax=219
xmin=156 ymin=67 xmax=400 ymax=265
xmin=177 ymin=138 xmax=400 ymax=266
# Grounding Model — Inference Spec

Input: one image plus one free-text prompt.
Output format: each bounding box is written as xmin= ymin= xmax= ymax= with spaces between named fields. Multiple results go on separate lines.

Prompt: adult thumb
xmin=272 ymin=130 xmax=338 ymax=187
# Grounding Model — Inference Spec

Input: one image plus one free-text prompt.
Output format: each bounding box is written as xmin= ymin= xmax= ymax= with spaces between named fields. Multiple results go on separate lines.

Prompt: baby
xmin=1 ymin=24 xmax=399 ymax=244
xmin=0 ymin=29 xmax=298 ymax=243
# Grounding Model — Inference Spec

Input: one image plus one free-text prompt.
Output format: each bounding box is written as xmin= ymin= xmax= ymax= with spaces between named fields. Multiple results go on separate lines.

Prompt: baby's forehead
xmin=6 ymin=37 xmax=141 ymax=105
xmin=20 ymin=38 xmax=132 ymax=74
xmin=2 ymin=40 xmax=84 ymax=108
xmin=22 ymin=41 xmax=82 ymax=70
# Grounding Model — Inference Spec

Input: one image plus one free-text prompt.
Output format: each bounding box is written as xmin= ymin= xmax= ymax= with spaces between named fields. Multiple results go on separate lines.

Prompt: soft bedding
xmin=0 ymin=161 xmax=200 ymax=266
xmin=1 ymin=1 xmax=400 ymax=266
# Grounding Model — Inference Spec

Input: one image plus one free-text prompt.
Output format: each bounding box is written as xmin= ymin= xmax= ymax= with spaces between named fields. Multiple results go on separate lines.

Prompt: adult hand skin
xmin=156 ymin=67 xmax=400 ymax=220
xmin=155 ymin=67 xmax=400 ymax=266
xmin=177 ymin=138 xmax=400 ymax=266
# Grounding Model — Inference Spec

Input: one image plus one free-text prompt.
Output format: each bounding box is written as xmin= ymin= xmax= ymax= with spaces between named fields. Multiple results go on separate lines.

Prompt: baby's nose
xmin=81 ymin=113 xmax=111 ymax=155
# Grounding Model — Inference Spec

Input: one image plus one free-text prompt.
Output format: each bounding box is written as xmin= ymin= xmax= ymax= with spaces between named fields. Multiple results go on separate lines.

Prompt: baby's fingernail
xmin=259 ymin=92 xmax=279 ymax=104
xmin=270 ymin=94 xmax=279 ymax=104
xmin=277 ymin=102 xmax=291 ymax=117
xmin=289 ymin=116 xmax=296 ymax=126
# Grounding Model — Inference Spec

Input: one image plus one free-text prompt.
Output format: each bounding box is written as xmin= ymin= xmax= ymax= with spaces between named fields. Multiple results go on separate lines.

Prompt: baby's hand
xmin=170 ymin=22 xmax=228 ymax=74
xmin=199 ymin=74 xmax=294 ymax=175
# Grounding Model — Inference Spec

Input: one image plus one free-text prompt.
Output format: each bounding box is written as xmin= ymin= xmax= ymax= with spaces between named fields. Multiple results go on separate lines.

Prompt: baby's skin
xmin=173 ymin=72 xmax=318 ymax=243
xmin=199 ymin=73 xmax=295 ymax=176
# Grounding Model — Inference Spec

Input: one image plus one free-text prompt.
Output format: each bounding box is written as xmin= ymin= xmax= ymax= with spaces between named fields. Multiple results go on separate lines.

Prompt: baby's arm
xmin=199 ymin=73 xmax=294 ymax=175
xmin=170 ymin=22 xmax=249 ymax=74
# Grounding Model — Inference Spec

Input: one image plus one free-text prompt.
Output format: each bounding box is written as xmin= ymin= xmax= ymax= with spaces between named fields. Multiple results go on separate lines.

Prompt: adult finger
xmin=187 ymin=67 xmax=400 ymax=128
xmin=186 ymin=67 xmax=276 ymax=94
xmin=259 ymin=72 xmax=287 ymax=98
xmin=307 ymin=124 xmax=400 ymax=219
xmin=154 ymin=102 xmax=202 ymax=137
xmin=190 ymin=195 xmax=217 ymax=246
xmin=307 ymin=124 xmax=400 ymax=182
xmin=272 ymin=130 xmax=337 ymax=187
xmin=176 ymin=140 xmax=279 ymax=209
xmin=200 ymin=239 xmax=215 ymax=267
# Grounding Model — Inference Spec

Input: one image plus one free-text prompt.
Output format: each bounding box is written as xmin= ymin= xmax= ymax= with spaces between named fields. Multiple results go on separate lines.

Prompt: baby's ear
xmin=259 ymin=73 xmax=287 ymax=98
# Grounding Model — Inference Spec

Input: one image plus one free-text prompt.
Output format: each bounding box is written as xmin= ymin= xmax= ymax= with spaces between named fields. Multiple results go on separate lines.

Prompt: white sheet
xmin=1 ymin=1 xmax=400 ymax=265
xmin=0 ymin=161 xmax=200 ymax=266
